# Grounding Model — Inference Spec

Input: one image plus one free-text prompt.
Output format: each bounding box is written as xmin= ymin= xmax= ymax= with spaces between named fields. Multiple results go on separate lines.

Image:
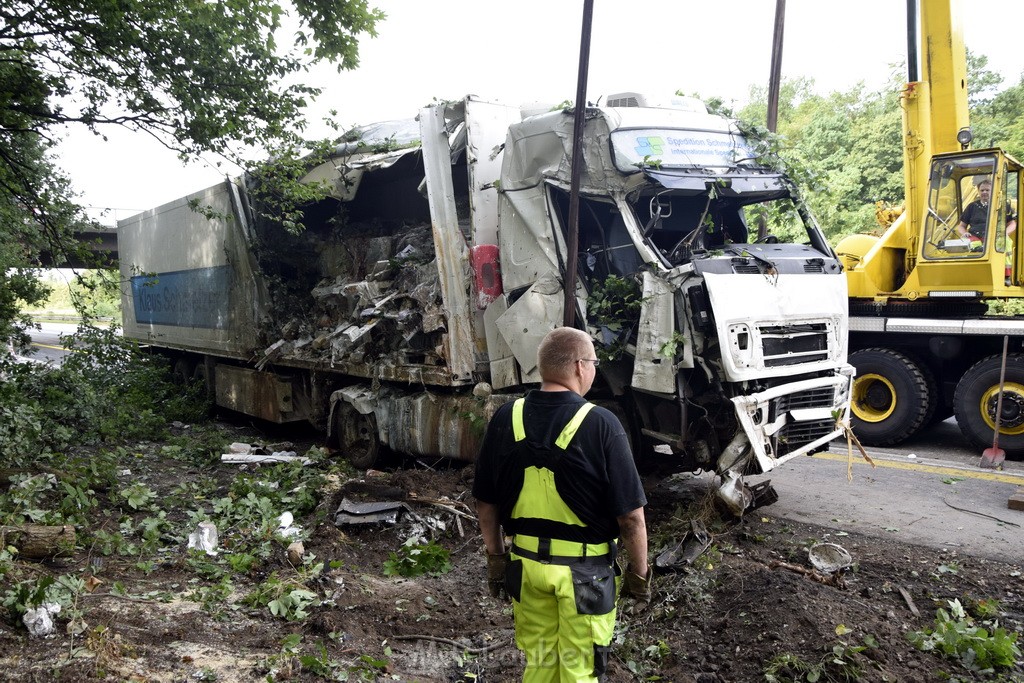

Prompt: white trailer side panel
xmin=118 ymin=181 xmax=262 ymax=357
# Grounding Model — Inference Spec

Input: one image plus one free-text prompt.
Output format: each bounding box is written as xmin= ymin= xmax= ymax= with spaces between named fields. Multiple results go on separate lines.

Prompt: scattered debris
xmin=655 ymin=520 xmax=712 ymax=570
xmin=220 ymin=452 xmax=310 ymax=465
xmin=276 ymin=512 xmax=302 ymax=538
xmin=1008 ymin=487 xmax=1024 ymax=512
xmin=334 ymin=499 xmax=408 ymax=526
xmin=808 ymin=542 xmax=853 ymax=574
xmin=768 ymin=559 xmax=846 ymax=588
xmin=898 ymin=585 xmax=921 ymax=616
xmin=220 ymin=442 xmax=310 ymax=465
xmin=23 ymin=603 xmax=61 ymax=637
xmin=287 ymin=541 xmax=305 ymax=566
xmin=187 ymin=522 xmax=219 ymax=555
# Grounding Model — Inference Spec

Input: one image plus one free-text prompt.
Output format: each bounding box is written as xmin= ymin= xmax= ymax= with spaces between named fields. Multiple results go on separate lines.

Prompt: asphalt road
xmin=20 ymin=321 xmax=79 ymax=364
xmin=748 ymin=420 xmax=1024 ymax=564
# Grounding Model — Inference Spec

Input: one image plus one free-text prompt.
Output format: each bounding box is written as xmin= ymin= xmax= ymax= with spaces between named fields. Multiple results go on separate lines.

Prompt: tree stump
xmin=0 ymin=524 xmax=76 ymax=558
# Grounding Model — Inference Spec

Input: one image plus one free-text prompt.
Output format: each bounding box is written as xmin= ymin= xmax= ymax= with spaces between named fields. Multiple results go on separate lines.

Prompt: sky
xmin=55 ymin=0 xmax=1024 ymax=227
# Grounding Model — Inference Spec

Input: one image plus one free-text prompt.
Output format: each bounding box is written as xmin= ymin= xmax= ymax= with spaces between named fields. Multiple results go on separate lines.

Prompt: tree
xmin=0 ymin=0 xmax=382 ymax=348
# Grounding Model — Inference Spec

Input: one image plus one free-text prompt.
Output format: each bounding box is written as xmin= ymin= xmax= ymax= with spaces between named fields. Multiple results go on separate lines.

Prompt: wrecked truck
xmin=118 ymin=94 xmax=853 ymax=512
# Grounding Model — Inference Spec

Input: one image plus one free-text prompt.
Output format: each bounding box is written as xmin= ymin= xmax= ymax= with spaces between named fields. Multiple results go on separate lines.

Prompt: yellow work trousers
xmin=507 ymin=554 xmax=619 ymax=683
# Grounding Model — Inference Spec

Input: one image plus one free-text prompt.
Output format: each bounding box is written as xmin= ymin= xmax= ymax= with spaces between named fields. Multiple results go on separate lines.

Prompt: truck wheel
xmin=334 ymin=403 xmax=380 ymax=469
xmin=954 ymin=354 xmax=1024 ymax=460
xmin=172 ymin=357 xmax=194 ymax=384
xmin=849 ymin=348 xmax=930 ymax=445
xmin=192 ymin=362 xmax=213 ymax=397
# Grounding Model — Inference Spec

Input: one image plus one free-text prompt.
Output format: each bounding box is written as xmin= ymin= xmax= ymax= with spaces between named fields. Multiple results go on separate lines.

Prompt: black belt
xmin=511 ymin=542 xmax=617 ymax=566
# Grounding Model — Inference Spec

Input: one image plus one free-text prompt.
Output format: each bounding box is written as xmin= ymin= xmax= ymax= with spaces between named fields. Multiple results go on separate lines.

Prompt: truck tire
xmin=334 ymin=403 xmax=380 ymax=469
xmin=849 ymin=348 xmax=931 ymax=446
xmin=172 ymin=357 xmax=194 ymax=384
xmin=954 ymin=354 xmax=1024 ymax=460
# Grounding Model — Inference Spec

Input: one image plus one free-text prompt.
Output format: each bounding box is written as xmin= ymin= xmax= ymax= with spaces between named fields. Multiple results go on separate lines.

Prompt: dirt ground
xmin=1 ymin=422 xmax=1022 ymax=682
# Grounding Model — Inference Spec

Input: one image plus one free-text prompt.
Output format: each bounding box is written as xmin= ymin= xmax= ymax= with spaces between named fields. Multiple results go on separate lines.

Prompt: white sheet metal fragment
xmin=631 ymin=271 xmax=679 ymax=395
xmin=494 ymin=270 xmax=564 ymax=381
xmin=419 ymin=104 xmax=475 ymax=383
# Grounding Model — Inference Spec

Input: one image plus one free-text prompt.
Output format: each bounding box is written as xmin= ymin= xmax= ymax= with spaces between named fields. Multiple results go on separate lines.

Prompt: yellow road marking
xmin=815 ymin=451 xmax=1024 ymax=484
xmin=32 ymin=342 xmax=67 ymax=351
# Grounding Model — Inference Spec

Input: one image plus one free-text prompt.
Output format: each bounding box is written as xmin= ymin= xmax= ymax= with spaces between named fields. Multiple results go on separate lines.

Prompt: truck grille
xmin=771 ymin=385 xmax=838 ymax=458
xmin=775 ymin=385 xmax=836 ymax=413
xmin=759 ymin=323 xmax=829 ymax=367
xmin=775 ymin=419 xmax=836 ymax=456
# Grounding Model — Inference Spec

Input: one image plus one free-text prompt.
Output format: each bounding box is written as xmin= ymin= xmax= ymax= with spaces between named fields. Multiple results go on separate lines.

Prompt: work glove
xmin=622 ymin=565 xmax=653 ymax=611
xmin=486 ymin=552 xmax=510 ymax=599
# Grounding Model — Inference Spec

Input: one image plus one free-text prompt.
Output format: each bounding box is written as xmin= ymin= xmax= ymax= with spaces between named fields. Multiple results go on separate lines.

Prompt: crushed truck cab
xmin=119 ymin=95 xmax=852 ymax=514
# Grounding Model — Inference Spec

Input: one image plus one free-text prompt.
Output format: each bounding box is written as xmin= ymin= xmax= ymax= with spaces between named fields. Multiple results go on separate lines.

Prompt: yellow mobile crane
xmin=837 ymin=0 xmax=1024 ymax=456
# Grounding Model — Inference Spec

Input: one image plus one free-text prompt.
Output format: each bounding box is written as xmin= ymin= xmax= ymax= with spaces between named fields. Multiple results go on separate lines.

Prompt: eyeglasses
xmin=578 ymin=358 xmax=601 ymax=367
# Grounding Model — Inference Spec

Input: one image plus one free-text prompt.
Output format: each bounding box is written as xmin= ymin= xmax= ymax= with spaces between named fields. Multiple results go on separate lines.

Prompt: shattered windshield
xmin=630 ymin=187 xmax=817 ymax=267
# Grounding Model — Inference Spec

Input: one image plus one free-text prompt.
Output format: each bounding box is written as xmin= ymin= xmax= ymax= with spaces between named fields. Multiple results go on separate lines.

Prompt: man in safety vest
xmin=473 ymin=326 xmax=651 ymax=682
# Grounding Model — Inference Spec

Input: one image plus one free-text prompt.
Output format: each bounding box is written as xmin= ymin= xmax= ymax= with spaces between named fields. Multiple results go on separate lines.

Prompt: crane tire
xmin=849 ymin=348 xmax=930 ymax=446
xmin=954 ymin=353 xmax=1024 ymax=460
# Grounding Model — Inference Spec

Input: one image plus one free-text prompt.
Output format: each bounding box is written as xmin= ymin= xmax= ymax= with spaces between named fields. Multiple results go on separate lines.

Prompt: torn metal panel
xmin=483 ymin=294 xmax=520 ymax=390
xmin=335 ymin=385 xmax=378 ymax=415
xmin=703 ymin=272 xmax=849 ymax=382
xmin=372 ymin=391 xmax=513 ymax=461
xmin=495 ymin=271 xmax=564 ymax=381
xmin=497 ymin=184 xmax=561 ymax=292
xmin=334 ymin=498 xmax=408 ymax=526
xmin=420 ymin=104 xmax=476 ymax=383
xmin=215 ymin=365 xmax=306 ymax=423
xmin=631 ymin=272 xmax=679 ymax=395
xmin=464 ymin=97 xmax=521 ymax=246
xmin=731 ymin=370 xmax=853 ymax=472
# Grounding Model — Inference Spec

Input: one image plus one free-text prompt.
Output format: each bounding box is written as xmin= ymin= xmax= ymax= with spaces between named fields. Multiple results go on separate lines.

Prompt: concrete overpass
xmin=38 ymin=226 xmax=118 ymax=268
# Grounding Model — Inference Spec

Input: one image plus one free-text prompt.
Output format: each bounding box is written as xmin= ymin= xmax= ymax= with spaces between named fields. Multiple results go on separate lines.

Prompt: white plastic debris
xmin=228 ymin=442 xmax=254 ymax=454
xmin=907 ymin=453 xmax=918 ymax=459
xmin=276 ymin=512 xmax=302 ymax=538
xmin=808 ymin=542 xmax=853 ymax=573
xmin=23 ymin=603 xmax=61 ymax=637
xmin=187 ymin=521 xmax=219 ymax=555
xmin=220 ymin=453 xmax=311 ymax=465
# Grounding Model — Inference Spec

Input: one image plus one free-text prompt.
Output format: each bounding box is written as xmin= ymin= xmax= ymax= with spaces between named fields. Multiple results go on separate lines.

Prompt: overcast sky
xmin=55 ymin=0 xmax=1024 ymax=226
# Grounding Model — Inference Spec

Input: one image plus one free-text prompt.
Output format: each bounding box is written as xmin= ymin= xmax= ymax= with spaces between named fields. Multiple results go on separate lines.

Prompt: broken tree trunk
xmin=0 ymin=524 xmax=76 ymax=559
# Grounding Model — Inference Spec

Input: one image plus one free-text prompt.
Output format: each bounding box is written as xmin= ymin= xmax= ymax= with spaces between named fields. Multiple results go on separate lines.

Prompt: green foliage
xmin=907 ymin=598 xmax=1021 ymax=672
xmin=587 ymin=274 xmax=645 ymax=361
xmin=23 ymin=271 xmax=121 ymax=321
xmin=0 ymin=325 xmax=208 ymax=468
xmin=119 ymin=483 xmax=158 ymax=511
xmin=659 ymin=331 xmax=688 ymax=360
xmin=383 ymin=539 xmax=452 ymax=578
xmin=2 ymin=576 xmax=55 ymax=620
xmin=0 ymin=0 xmax=383 ymax=348
xmin=245 ymin=572 xmax=319 ymax=621
xmin=763 ymin=636 xmax=875 ymax=682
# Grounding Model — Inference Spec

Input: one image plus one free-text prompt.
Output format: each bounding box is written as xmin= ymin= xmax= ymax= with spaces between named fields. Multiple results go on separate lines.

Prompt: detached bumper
xmin=731 ymin=366 xmax=854 ymax=473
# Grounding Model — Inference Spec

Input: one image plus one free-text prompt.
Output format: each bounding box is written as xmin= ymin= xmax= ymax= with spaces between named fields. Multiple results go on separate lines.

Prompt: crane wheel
xmin=954 ymin=354 xmax=1024 ymax=460
xmin=849 ymin=348 xmax=931 ymax=445
xmin=333 ymin=402 xmax=380 ymax=469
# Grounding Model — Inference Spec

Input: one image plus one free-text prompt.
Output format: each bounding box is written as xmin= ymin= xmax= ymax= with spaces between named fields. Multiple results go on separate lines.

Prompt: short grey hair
xmin=537 ymin=327 xmax=593 ymax=381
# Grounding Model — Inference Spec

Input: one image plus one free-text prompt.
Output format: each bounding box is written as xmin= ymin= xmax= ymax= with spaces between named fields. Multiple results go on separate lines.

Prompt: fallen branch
xmin=407 ymin=498 xmax=477 ymax=521
xmin=0 ymin=524 xmax=76 ymax=559
xmin=942 ymin=499 xmax=1021 ymax=527
xmin=768 ymin=559 xmax=846 ymax=588
xmin=897 ymin=585 xmax=920 ymax=617
xmin=391 ymin=634 xmax=508 ymax=654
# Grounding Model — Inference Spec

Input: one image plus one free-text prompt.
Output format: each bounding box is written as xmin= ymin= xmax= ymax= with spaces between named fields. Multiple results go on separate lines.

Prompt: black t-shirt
xmin=961 ymin=200 xmax=989 ymax=237
xmin=472 ymin=390 xmax=646 ymax=543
